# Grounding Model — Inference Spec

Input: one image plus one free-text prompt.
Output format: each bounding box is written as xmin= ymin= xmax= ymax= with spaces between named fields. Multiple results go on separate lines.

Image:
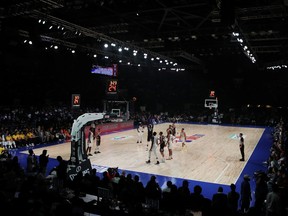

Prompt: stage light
xmin=104 ymin=43 xmax=108 ymax=48
xmin=237 ymin=38 xmax=243 ymax=43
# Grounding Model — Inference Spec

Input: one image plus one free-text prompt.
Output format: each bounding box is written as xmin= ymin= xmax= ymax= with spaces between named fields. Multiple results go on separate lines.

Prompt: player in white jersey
xmin=86 ymin=127 xmax=94 ymax=156
xmin=166 ymin=130 xmax=173 ymax=160
xmin=137 ymin=123 xmax=144 ymax=143
xmin=146 ymin=132 xmax=160 ymax=165
xmin=179 ymin=128 xmax=187 ymax=150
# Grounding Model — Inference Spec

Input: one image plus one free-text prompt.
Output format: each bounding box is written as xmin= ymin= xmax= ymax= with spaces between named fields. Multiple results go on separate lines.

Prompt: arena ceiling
xmin=1 ymin=0 xmax=288 ymax=73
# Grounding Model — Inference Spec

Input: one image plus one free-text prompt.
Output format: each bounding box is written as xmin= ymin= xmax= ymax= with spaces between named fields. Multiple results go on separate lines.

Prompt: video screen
xmin=91 ymin=64 xmax=117 ymax=77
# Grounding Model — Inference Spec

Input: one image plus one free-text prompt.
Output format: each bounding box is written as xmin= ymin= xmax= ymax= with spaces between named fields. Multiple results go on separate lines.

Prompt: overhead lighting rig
xmin=26 ymin=10 xmax=180 ymax=70
xmin=231 ymin=23 xmax=257 ymax=64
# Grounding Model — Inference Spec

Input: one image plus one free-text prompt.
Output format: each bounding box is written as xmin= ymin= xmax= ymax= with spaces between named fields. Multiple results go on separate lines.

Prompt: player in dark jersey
xmin=159 ymin=131 xmax=166 ymax=162
xmin=146 ymin=124 xmax=153 ymax=150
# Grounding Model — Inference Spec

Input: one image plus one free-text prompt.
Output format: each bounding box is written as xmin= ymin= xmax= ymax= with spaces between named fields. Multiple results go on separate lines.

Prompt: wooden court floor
xmin=28 ymin=123 xmax=265 ymax=185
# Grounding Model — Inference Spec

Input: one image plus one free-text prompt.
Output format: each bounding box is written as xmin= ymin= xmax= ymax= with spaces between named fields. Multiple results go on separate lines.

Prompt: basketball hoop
xmin=204 ymin=98 xmax=218 ymax=109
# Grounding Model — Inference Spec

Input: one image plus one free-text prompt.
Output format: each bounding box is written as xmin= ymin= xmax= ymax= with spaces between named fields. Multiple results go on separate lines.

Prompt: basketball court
xmin=27 ymin=123 xmax=265 ymax=185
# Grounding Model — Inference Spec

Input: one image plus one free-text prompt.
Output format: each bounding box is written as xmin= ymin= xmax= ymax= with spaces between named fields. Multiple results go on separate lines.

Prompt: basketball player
xmin=166 ymin=124 xmax=172 ymax=136
xmin=137 ymin=122 xmax=144 ymax=144
xmin=86 ymin=127 xmax=94 ymax=156
xmin=159 ymin=131 xmax=166 ymax=162
xmin=179 ymin=128 xmax=187 ymax=150
xmin=166 ymin=130 xmax=173 ymax=160
xmin=146 ymin=124 xmax=153 ymax=150
xmin=171 ymin=122 xmax=176 ymax=137
xmin=146 ymin=131 xmax=160 ymax=165
xmin=239 ymin=133 xmax=245 ymax=161
xmin=94 ymin=128 xmax=101 ymax=154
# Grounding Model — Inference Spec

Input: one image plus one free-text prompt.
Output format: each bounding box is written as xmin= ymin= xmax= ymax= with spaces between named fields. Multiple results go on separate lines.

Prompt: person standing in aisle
xmin=227 ymin=183 xmax=240 ymax=215
xmin=26 ymin=149 xmax=38 ymax=174
xmin=146 ymin=131 xmax=160 ymax=165
xmin=39 ymin=149 xmax=49 ymax=176
xmin=240 ymin=174 xmax=252 ymax=214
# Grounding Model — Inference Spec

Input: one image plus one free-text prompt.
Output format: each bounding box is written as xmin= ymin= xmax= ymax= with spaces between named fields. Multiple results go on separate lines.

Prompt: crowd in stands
xmin=0 ymin=106 xmax=78 ymax=149
xmin=0 ymin=105 xmax=287 ymax=215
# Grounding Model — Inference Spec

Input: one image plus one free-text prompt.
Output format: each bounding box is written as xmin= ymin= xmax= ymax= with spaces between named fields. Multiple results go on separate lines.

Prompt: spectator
xmin=227 ymin=183 xmax=240 ymax=215
xmin=55 ymin=155 xmax=68 ymax=191
xmin=190 ymin=185 xmax=205 ymax=213
xmin=265 ymin=183 xmax=282 ymax=216
xmin=38 ymin=149 xmax=49 ymax=176
xmin=26 ymin=149 xmax=38 ymax=174
xmin=212 ymin=186 xmax=228 ymax=215
xmin=177 ymin=179 xmax=191 ymax=214
xmin=240 ymin=174 xmax=252 ymax=214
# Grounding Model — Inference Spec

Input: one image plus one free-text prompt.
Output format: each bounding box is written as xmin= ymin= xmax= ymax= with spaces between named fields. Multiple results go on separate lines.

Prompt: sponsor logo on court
xmin=230 ymin=134 xmax=247 ymax=139
xmin=175 ymin=134 xmax=205 ymax=143
xmin=111 ymin=135 xmax=133 ymax=140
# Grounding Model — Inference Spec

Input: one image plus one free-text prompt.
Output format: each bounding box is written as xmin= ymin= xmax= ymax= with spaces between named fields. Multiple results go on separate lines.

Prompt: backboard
xmin=204 ymin=98 xmax=218 ymax=108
